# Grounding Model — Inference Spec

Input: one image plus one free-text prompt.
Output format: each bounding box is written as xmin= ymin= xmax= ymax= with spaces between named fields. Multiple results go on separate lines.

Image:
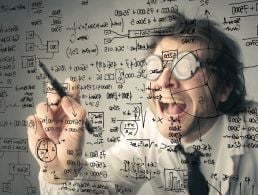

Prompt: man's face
xmin=147 ymin=37 xmax=231 ymax=143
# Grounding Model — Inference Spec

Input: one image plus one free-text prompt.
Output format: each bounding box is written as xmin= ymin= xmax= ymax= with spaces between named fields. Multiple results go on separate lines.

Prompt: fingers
xmin=61 ymin=96 xmax=86 ymax=121
xmin=29 ymin=78 xmax=84 ymax=145
xmin=33 ymin=96 xmax=86 ymax=141
xmin=64 ymin=78 xmax=80 ymax=102
xmin=27 ymin=114 xmax=46 ymax=138
xmin=61 ymin=96 xmax=86 ymax=141
xmin=26 ymin=114 xmax=47 ymax=157
xmin=46 ymin=78 xmax=80 ymax=109
xmin=36 ymin=102 xmax=60 ymax=143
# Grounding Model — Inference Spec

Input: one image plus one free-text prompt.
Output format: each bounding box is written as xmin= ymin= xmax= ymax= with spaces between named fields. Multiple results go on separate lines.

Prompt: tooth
xmin=160 ymin=97 xmax=184 ymax=104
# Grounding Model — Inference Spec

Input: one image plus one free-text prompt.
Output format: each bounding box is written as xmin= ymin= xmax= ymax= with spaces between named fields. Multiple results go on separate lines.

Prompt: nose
xmin=156 ymin=67 xmax=179 ymax=89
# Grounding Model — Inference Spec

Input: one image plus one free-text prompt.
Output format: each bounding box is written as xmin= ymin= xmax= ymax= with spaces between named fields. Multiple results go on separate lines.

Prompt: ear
xmin=219 ymin=83 xmax=233 ymax=102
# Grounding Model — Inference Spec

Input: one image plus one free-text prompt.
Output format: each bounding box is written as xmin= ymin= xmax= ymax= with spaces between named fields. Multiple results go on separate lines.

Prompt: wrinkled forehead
xmin=154 ymin=37 xmax=215 ymax=63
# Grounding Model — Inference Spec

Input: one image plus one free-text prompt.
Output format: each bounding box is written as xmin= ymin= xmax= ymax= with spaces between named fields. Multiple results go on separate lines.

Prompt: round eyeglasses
xmin=145 ymin=51 xmax=202 ymax=81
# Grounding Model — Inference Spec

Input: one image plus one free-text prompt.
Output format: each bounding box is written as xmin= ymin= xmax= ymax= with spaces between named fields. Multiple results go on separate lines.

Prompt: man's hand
xmin=27 ymin=79 xmax=86 ymax=183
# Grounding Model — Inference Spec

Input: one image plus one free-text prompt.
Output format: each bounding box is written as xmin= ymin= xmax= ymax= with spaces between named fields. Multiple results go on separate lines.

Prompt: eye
xmin=145 ymin=55 xmax=163 ymax=80
xmin=173 ymin=52 xmax=199 ymax=80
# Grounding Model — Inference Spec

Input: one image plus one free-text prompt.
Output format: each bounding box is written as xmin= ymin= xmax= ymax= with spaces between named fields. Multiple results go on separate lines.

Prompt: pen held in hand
xmin=37 ymin=60 xmax=94 ymax=134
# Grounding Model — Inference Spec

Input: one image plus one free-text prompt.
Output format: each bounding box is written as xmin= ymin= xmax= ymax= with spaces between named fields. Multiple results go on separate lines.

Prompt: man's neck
xmin=180 ymin=117 xmax=219 ymax=144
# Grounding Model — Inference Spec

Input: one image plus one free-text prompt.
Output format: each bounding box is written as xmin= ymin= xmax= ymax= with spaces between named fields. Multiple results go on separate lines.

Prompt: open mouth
xmin=158 ymin=98 xmax=187 ymax=119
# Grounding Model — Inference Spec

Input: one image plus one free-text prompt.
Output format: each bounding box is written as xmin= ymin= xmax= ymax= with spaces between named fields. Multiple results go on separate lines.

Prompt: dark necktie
xmin=175 ymin=144 xmax=209 ymax=195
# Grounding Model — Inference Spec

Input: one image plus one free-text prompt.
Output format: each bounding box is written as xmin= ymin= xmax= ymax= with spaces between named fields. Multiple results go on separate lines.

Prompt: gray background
xmin=0 ymin=0 xmax=257 ymax=194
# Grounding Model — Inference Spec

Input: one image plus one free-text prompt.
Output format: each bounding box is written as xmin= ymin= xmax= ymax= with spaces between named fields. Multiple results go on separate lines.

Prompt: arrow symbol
xmin=197 ymin=119 xmax=202 ymax=141
xmin=204 ymin=9 xmax=211 ymax=48
xmin=65 ymin=96 xmax=77 ymax=117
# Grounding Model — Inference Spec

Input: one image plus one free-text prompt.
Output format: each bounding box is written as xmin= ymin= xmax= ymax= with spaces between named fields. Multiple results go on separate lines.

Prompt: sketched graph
xmin=164 ymin=168 xmax=187 ymax=192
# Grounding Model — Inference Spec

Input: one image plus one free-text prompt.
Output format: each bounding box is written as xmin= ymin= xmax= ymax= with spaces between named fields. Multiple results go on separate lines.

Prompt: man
xmin=27 ymin=12 xmax=257 ymax=195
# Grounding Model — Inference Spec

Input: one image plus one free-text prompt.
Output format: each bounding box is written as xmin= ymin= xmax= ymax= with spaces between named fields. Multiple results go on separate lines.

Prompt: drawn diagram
xmin=36 ymin=138 xmax=57 ymax=163
xmin=0 ymin=138 xmax=36 ymax=194
xmin=164 ymin=168 xmax=187 ymax=192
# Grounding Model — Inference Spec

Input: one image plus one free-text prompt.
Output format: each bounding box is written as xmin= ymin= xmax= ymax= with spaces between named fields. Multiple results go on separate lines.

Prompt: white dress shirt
xmin=39 ymin=105 xmax=258 ymax=195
